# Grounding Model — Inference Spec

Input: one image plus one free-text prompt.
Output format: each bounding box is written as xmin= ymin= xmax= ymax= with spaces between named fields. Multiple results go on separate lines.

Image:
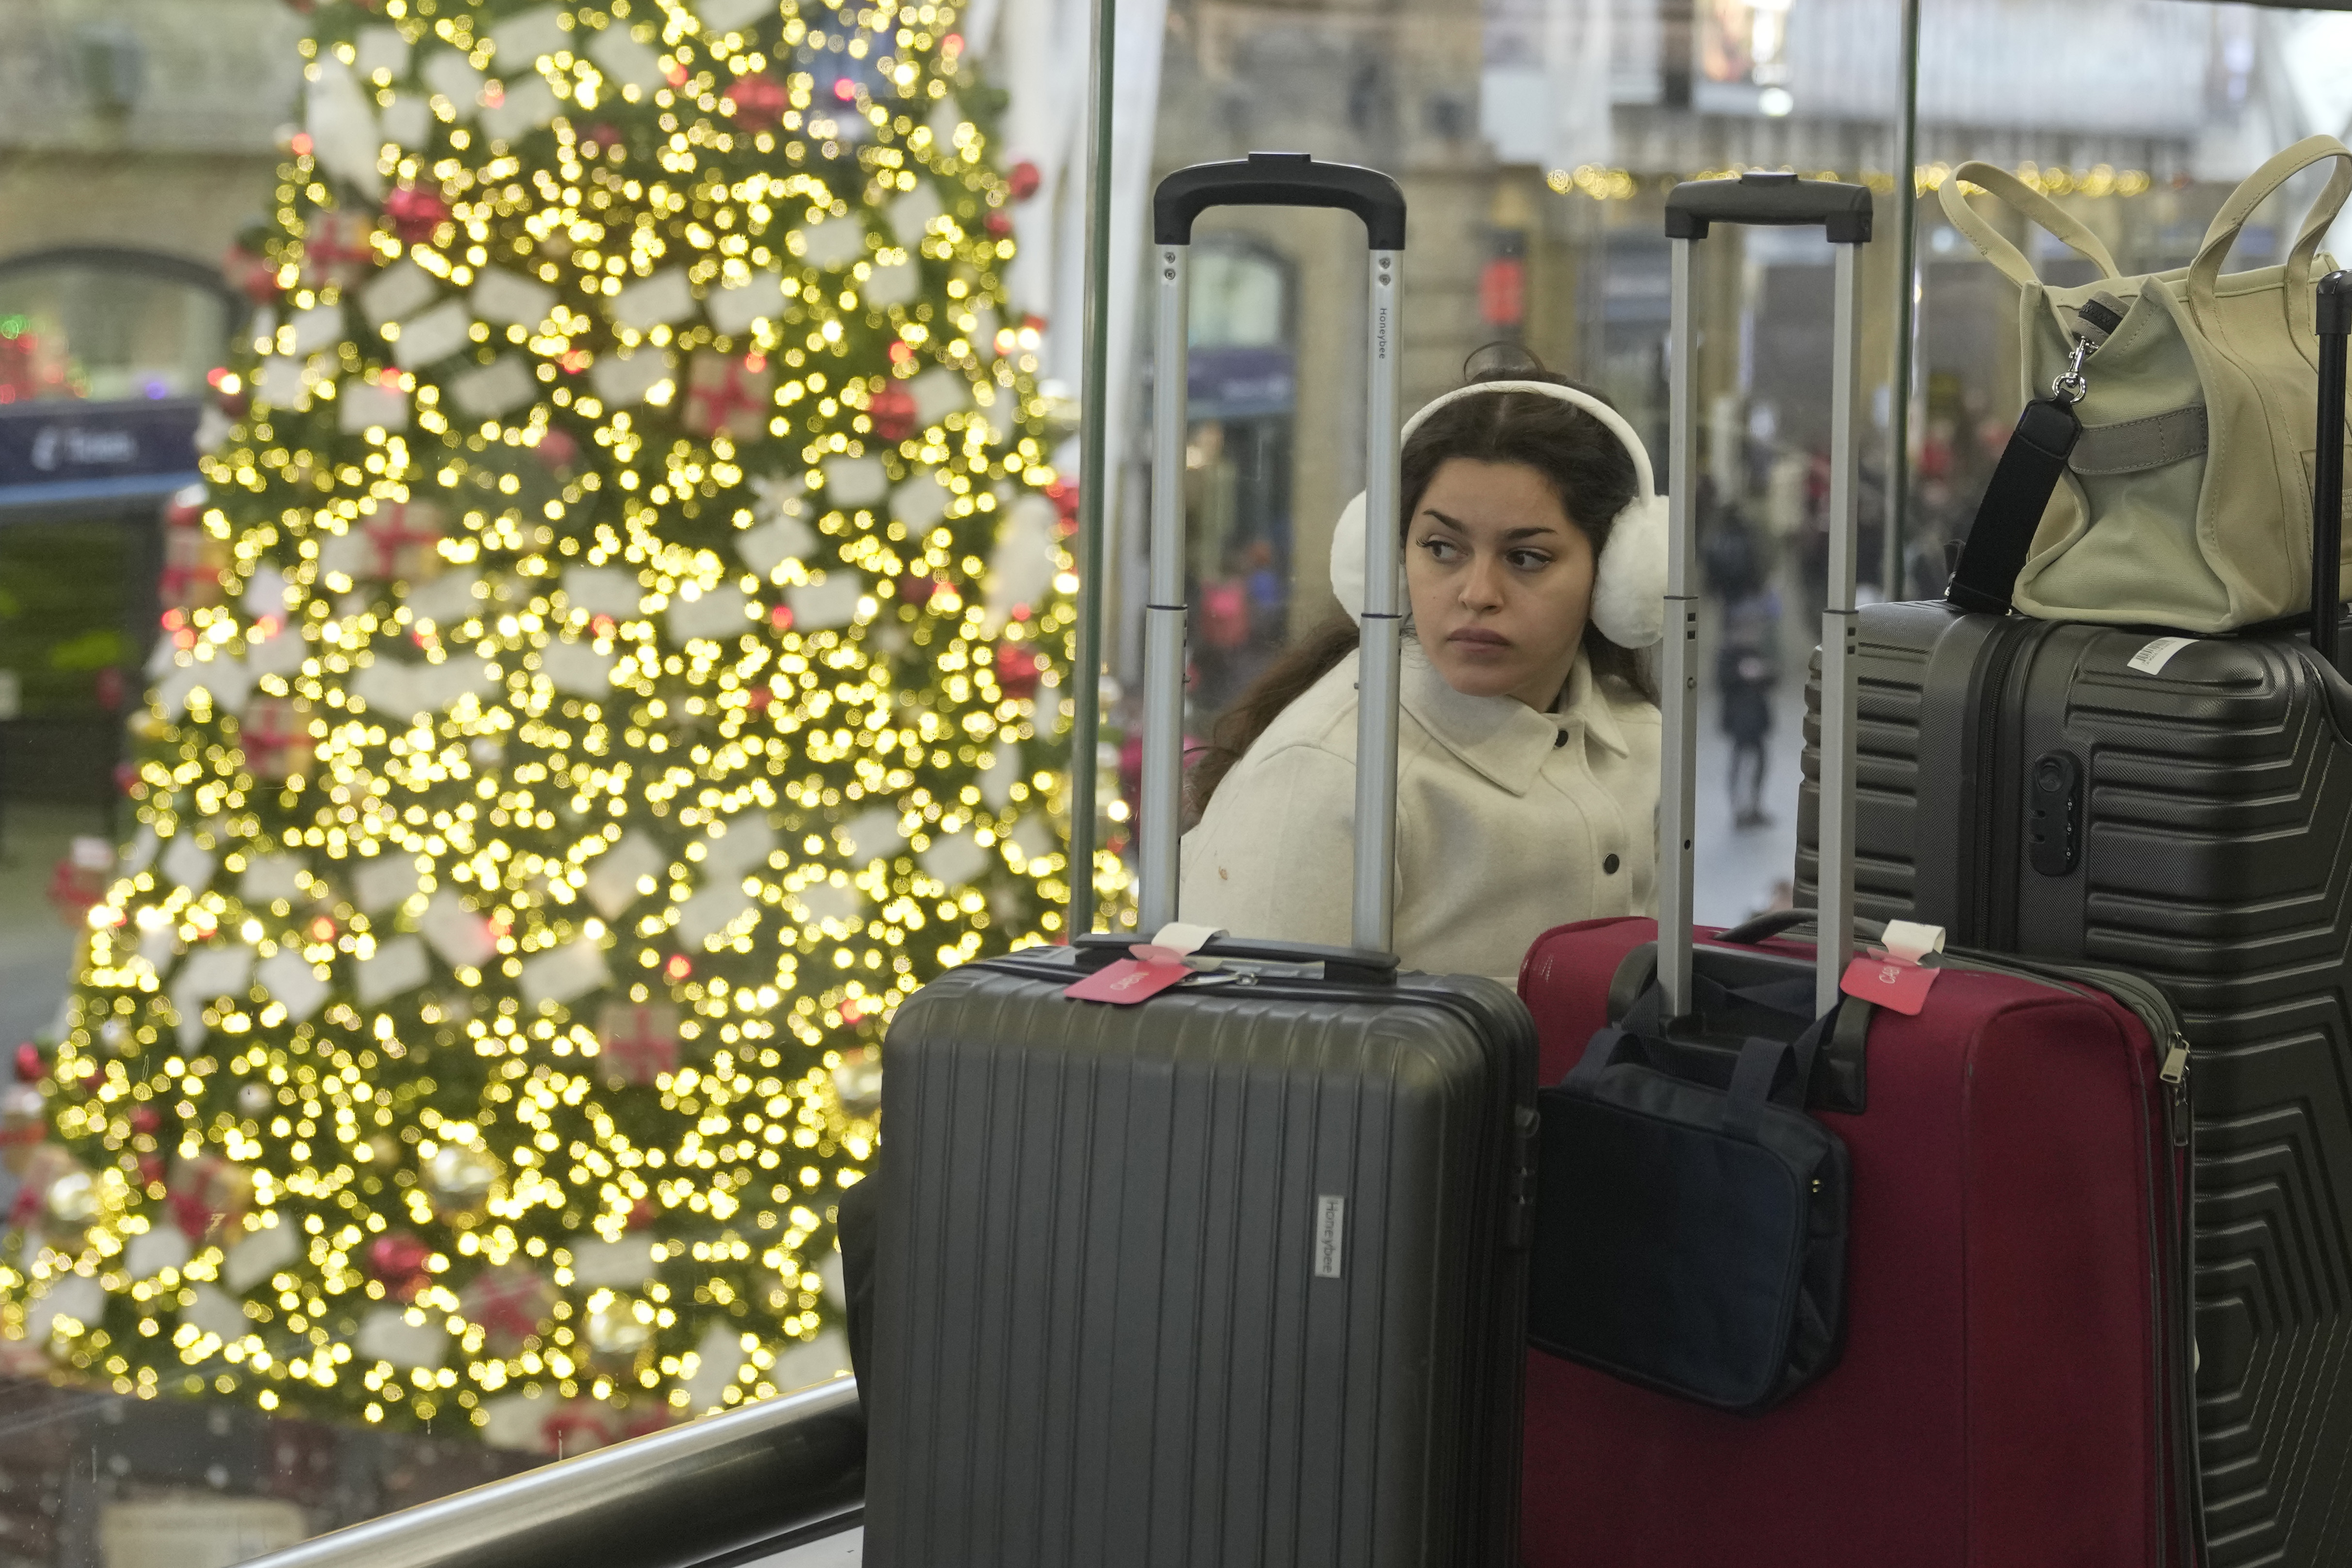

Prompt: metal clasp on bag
xmin=2050 ymin=291 xmax=2127 ymax=406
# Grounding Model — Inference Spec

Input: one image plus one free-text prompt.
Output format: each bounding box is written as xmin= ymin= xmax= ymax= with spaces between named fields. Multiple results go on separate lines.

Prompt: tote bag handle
xmin=2186 ymin=135 xmax=2352 ymax=341
xmin=1936 ymin=162 xmax=2124 ymax=288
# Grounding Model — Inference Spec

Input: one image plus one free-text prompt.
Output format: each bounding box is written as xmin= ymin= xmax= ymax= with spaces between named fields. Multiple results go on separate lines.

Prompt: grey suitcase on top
xmin=862 ymin=154 xmax=1539 ymax=1567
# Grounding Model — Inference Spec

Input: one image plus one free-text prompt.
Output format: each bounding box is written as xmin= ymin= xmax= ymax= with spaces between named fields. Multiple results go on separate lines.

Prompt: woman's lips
xmin=1448 ymin=628 xmax=1510 ymax=649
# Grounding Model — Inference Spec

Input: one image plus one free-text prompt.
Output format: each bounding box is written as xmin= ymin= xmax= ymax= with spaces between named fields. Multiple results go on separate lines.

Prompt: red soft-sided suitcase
xmin=1515 ymin=174 xmax=2199 ymax=1567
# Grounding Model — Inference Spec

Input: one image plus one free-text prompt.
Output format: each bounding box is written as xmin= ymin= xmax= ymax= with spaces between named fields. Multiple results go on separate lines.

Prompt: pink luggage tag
xmin=1064 ymin=922 xmax=1223 ymax=1005
xmin=1840 ymin=919 xmax=1946 ymax=1016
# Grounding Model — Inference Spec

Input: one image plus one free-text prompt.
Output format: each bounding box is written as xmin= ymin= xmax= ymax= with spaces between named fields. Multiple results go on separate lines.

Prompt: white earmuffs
xmin=1327 ymin=379 xmax=1668 ymax=649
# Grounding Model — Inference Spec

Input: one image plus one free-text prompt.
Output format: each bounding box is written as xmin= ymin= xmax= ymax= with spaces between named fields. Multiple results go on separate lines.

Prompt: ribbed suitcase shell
xmin=1797 ymin=600 xmax=2352 ymax=1566
xmin=1518 ymin=916 xmax=2185 ymax=1568
xmin=864 ymin=949 xmax=1536 ymax=1568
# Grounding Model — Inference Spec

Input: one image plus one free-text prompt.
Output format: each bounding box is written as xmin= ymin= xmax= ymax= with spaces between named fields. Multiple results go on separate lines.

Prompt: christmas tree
xmin=0 ymin=0 xmax=1087 ymax=1448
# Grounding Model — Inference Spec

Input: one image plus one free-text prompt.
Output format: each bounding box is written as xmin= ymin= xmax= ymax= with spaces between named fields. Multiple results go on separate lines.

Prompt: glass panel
xmin=1121 ymin=0 xmax=2352 ymax=935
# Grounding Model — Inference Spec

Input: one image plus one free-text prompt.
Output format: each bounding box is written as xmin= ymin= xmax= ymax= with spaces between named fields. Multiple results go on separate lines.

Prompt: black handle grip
xmin=1153 ymin=152 xmax=1408 ymax=251
xmin=1664 ymin=171 xmax=1873 ymax=244
xmin=2315 ymin=272 xmax=2349 ymax=665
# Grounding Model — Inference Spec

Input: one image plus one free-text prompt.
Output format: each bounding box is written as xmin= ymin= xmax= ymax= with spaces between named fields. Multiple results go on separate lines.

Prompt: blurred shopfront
xmin=0 ymin=248 xmax=229 ymax=817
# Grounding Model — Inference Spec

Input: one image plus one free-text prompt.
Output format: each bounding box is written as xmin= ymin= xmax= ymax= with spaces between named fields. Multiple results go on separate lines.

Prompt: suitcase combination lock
xmin=2027 ymin=752 xmax=2084 ymax=876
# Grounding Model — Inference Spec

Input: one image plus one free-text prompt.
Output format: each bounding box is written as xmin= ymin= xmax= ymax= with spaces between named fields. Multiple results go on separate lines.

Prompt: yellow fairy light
xmin=2 ymin=0 xmax=1121 ymax=1443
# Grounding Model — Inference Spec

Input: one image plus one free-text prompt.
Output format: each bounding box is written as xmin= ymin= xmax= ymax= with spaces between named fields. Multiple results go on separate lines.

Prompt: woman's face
xmin=1405 ymin=458 xmax=1596 ymax=708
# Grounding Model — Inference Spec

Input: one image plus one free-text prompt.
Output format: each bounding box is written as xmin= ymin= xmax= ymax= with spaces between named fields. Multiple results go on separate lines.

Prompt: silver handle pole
xmin=1817 ymin=240 xmax=1863 ymax=1016
xmin=1658 ymin=235 xmax=1701 ymax=1018
xmin=1138 ymin=243 xmax=1190 ymax=933
xmin=1352 ymin=249 xmax=1405 ymax=953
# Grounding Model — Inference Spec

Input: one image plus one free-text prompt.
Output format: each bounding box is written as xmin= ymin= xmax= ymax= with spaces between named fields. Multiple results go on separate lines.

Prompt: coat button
xmin=1552 ymin=730 xmax=1569 ymax=748
xmin=1602 ymin=853 xmax=1621 ymax=875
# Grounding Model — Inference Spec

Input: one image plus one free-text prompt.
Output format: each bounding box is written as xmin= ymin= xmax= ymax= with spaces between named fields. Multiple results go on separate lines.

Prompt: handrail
xmin=240 ymin=1377 xmax=865 ymax=1568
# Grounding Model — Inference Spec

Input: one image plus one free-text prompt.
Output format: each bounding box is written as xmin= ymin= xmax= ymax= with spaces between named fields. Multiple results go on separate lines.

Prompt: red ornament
xmin=996 ymin=644 xmax=1043 ymax=700
xmin=348 ymin=501 xmax=447 ymax=580
xmin=985 ymin=210 xmax=1014 ymax=239
xmin=163 ymin=484 xmax=207 ymax=530
xmin=46 ymin=855 xmax=108 ymax=926
xmin=1007 ymin=160 xmax=1042 ymax=202
xmin=225 ymin=246 xmax=282 ymax=304
xmin=239 ymin=698 xmax=316 ymax=784
xmin=1043 ymin=476 xmax=1081 ymax=527
xmin=898 ymin=574 xmax=939 ymax=606
xmin=535 ymin=427 xmax=580 ymax=470
xmin=628 ymin=1197 xmax=658 ymax=1230
xmin=14 ymin=1044 xmax=43 ymax=1082
xmin=594 ymin=1001 xmax=680 ymax=1086
xmin=682 ymin=351 xmax=775 ymax=441
xmin=166 ymin=1155 xmax=254 ymax=1242
xmin=136 ymin=1153 xmax=165 ymax=1188
xmin=129 ymin=1106 xmax=162 ymax=1136
xmin=725 ymin=72 xmax=788 ymax=131
xmin=368 ymin=1232 xmax=433 ymax=1300
xmin=461 ymin=1263 xmax=555 ymax=1354
xmin=302 ymin=211 xmax=379 ymax=289
xmin=870 ymin=383 xmax=918 ymax=442
xmin=384 ymin=187 xmax=452 ymax=245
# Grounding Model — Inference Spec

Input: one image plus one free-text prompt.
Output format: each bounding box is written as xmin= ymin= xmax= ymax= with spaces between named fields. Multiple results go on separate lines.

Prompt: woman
xmin=1181 ymin=367 xmax=1664 ymax=980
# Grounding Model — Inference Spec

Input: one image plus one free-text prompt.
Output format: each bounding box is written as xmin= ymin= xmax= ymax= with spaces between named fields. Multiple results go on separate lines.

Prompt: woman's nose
xmin=1458 ymin=553 xmax=1504 ymax=609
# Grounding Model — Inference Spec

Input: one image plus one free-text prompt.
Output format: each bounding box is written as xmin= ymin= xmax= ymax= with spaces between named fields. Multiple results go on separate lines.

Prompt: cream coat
xmin=1180 ymin=643 xmax=1660 ymax=981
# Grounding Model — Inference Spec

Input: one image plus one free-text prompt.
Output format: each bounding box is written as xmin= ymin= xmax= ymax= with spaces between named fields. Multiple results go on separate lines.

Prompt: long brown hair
xmin=1191 ymin=366 xmax=1657 ymax=810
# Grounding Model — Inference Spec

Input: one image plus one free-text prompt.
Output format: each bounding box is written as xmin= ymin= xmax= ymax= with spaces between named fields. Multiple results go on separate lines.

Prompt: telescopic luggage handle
xmin=1153 ymin=153 xmax=1409 ymax=250
xmin=1663 ymin=172 xmax=1875 ymax=243
xmin=1139 ymin=155 xmax=1408 ymax=953
xmin=1661 ymin=172 xmax=1872 ymax=1020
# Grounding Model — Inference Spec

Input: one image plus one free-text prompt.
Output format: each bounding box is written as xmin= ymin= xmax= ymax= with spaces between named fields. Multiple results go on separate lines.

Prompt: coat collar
xmin=1398 ymin=642 xmax=1630 ymax=797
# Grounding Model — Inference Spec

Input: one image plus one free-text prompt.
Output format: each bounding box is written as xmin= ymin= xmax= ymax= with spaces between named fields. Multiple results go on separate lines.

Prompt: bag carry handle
xmin=1567 ymin=1007 xmax=1833 ymax=1144
xmin=1934 ymin=163 xmax=2124 ymax=288
xmin=2186 ymin=135 xmax=2352 ymax=341
xmin=1662 ymin=174 xmax=1872 ymax=1021
xmin=1138 ymin=155 xmax=1407 ymax=952
xmin=2316 ymin=271 xmax=2351 ymax=666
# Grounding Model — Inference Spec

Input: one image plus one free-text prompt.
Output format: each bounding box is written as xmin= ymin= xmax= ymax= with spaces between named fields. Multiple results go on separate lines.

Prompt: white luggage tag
xmin=1063 ymin=923 xmax=1226 ymax=1005
xmin=1839 ymin=919 xmax=1946 ymax=1016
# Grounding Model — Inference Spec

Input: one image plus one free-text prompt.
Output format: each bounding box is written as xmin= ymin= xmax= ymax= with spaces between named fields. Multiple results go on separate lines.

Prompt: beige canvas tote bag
xmin=1938 ymin=136 xmax=2352 ymax=631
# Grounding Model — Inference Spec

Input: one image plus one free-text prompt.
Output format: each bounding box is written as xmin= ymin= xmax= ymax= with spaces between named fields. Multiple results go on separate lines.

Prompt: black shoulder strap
xmin=1945 ymin=397 xmax=2083 ymax=616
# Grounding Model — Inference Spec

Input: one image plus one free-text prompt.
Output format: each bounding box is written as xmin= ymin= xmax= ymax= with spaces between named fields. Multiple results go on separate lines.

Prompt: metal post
xmin=1884 ymin=0 xmax=1921 ymax=598
xmin=1351 ymin=249 xmax=1404 ymax=953
xmin=1065 ymin=0 xmax=1118 ymax=936
xmin=1818 ymin=242 xmax=1863 ymax=1016
xmin=1658 ymin=236 xmax=1700 ymax=1019
xmin=1137 ymin=244 xmax=1189 ymax=934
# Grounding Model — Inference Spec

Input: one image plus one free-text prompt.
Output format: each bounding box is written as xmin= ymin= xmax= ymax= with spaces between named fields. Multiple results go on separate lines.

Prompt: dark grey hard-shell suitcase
xmin=862 ymin=154 xmax=1539 ymax=1568
xmin=1795 ymin=269 xmax=2352 ymax=1566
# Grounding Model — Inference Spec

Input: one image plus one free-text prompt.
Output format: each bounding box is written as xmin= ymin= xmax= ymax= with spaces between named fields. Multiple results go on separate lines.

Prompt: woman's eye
xmin=1418 ymin=537 xmax=1459 ymax=560
xmin=1507 ymin=550 xmax=1552 ymax=571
